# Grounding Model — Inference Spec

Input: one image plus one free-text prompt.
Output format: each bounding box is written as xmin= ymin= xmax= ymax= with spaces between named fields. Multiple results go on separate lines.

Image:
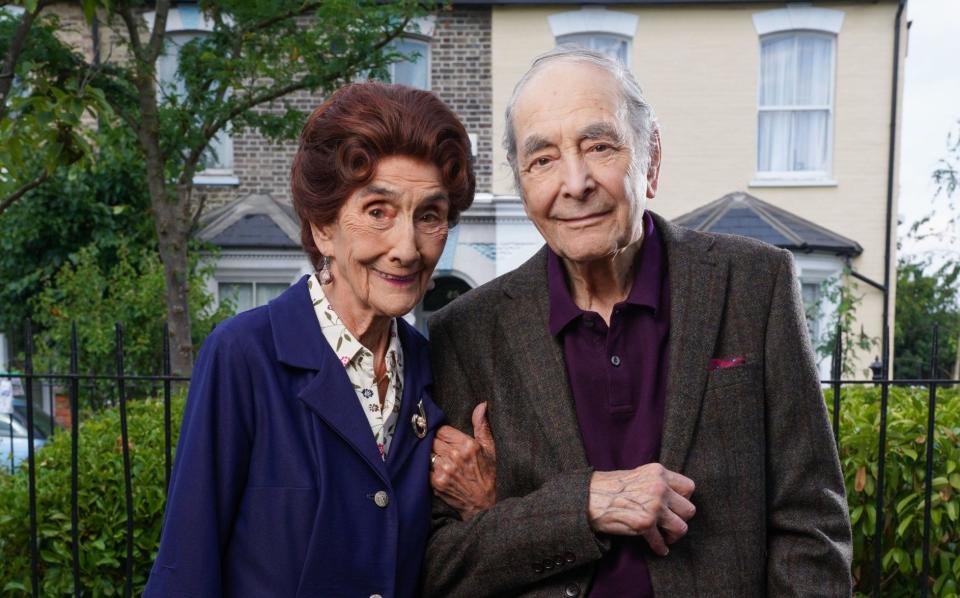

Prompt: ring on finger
xmin=430 ymin=453 xmax=438 ymax=469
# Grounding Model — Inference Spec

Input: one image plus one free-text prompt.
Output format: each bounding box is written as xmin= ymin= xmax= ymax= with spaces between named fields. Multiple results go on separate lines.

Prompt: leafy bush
xmin=834 ymin=385 xmax=960 ymax=596
xmin=29 ymin=242 xmax=230 ymax=405
xmin=0 ymin=393 xmax=185 ymax=596
xmin=2 ymin=384 xmax=959 ymax=595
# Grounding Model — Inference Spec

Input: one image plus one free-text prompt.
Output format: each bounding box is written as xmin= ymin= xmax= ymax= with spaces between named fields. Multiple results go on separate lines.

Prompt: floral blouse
xmin=307 ymin=275 xmax=404 ymax=459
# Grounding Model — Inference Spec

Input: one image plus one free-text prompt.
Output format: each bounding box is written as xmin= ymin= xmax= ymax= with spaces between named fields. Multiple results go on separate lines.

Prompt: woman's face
xmin=311 ymin=155 xmax=451 ymax=324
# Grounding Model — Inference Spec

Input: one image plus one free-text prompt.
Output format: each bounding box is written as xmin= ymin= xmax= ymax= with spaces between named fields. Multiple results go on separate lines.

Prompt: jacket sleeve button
xmin=565 ymin=583 xmax=581 ymax=597
xmin=533 ymin=563 xmax=544 ymax=574
xmin=543 ymin=558 xmax=554 ymax=570
xmin=554 ymin=555 xmax=564 ymax=566
xmin=564 ymin=552 xmax=576 ymax=563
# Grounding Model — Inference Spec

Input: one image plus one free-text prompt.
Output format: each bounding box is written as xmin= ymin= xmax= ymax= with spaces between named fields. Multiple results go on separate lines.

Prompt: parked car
xmin=1 ymin=398 xmax=50 ymax=473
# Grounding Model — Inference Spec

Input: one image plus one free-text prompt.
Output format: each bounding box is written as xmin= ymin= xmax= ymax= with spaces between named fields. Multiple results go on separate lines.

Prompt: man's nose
xmin=559 ymin=155 xmax=594 ymax=201
xmin=387 ymin=217 xmax=420 ymax=265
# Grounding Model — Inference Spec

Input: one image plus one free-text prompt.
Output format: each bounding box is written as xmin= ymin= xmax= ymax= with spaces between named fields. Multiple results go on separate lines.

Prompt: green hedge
xmin=835 ymin=385 xmax=960 ymax=597
xmin=0 ymin=394 xmax=185 ymax=596
xmin=1 ymin=386 xmax=958 ymax=595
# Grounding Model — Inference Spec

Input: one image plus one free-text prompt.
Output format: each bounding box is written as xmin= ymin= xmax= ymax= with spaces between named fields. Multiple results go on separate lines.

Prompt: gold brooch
xmin=411 ymin=399 xmax=427 ymax=439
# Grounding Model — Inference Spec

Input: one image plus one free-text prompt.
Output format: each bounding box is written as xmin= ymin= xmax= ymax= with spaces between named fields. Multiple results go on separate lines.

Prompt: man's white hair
xmin=503 ymin=45 xmax=658 ymax=193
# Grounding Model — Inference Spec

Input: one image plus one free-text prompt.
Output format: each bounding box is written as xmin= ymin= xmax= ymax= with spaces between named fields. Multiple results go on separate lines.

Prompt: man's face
xmin=512 ymin=61 xmax=660 ymax=263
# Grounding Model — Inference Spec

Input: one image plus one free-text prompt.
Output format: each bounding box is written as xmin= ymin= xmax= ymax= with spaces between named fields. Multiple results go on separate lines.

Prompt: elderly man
xmin=424 ymin=47 xmax=852 ymax=597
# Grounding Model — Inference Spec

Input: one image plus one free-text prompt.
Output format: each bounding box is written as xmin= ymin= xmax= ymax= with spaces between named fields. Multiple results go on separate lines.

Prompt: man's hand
xmin=430 ymin=402 xmax=496 ymax=521
xmin=588 ymin=463 xmax=696 ymax=556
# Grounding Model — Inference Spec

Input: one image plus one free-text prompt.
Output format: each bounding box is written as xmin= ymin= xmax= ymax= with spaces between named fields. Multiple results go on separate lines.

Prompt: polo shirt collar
xmin=547 ymin=210 xmax=664 ymax=336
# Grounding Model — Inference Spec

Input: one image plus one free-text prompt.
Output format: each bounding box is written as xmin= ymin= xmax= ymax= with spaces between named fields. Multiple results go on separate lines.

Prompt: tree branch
xmin=145 ymin=0 xmax=171 ymax=65
xmin=0 ymin=170 xmax=50 ymax=216
xmin=0 ymin=0 xmax=48 ymax=121
xmin=117 ymin=3 xmax=146 ymax=62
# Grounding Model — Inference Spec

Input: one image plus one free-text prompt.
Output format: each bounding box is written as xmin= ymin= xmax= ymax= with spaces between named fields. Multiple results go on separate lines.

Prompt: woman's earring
xmin=319 ymin=255 xmax=333 ymax=285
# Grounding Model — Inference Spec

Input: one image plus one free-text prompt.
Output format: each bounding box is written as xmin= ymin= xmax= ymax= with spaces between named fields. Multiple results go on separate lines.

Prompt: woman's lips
xmin=374 ymin=270 xmax=419 ymax=286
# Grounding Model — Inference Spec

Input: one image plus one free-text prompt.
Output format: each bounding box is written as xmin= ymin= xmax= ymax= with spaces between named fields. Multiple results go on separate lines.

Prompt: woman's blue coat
xmin=143 ymin=276 xmax=444 ymax=597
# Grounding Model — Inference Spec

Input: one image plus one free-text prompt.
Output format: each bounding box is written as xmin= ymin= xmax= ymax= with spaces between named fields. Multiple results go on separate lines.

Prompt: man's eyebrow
xmin=578 ymin=122 xmax=626 ymax=144
xmin=520 ymin=135 xmax=553 ymax=160
xmin=420 ymin=191 xmax=450 ymax=205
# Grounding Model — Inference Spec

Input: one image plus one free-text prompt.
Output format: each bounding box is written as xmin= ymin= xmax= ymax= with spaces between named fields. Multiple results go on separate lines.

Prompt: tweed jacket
xmin=421 ymin=212 xmax=852 ymax=597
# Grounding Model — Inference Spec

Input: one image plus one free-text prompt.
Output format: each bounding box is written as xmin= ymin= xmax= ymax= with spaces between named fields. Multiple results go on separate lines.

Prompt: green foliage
xmin=0 ymin=10 xmax=110 ymax=202
xmin=833 ymin=385 xmax=960 ymax=596
xmin=0 ymin=392 xmax=186 ymax=596
xmin=809 ymin=270 xmax=878 ymax=378
xmin=0 ymin=125 xmax=152 ymax=337
xmin=895 ymin=257 xmax=960 ymax=380
xmin=28 ymin=242 xmax=230 ymax=401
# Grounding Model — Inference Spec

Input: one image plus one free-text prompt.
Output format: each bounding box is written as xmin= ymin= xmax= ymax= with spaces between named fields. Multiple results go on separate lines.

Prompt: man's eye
xmin=532 ymin=157 xmax=551 ymax=168
xmin=420 ymin=212 xmax=438 ymax=222
xmin=369 ymin=208 xmax=384 ymax=219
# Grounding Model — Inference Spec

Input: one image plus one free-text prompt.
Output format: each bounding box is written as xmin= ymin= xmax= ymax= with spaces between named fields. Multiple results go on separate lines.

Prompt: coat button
xmin=565 ymin=583 xmax=581 ymax=597
xmin=610 ymin=355 xmax=621 ymax=366
xmin=373 ymin=491 xmax=389 ymax=508
xmin=370 ymin=595 xmax=383 ymax=598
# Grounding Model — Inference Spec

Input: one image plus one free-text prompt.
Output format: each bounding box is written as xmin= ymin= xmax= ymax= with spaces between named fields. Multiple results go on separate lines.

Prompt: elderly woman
xmin=144 ymin=82 xmax=477 ymax=597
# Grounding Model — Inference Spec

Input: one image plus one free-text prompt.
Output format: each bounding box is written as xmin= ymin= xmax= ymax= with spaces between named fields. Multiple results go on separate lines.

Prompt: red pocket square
xmin=709 ymin=357 xmax=746 ymax=371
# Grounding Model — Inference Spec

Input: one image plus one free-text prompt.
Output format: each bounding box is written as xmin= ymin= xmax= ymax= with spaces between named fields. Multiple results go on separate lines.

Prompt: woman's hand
xmin=430 ymin=402 xmax=496 ymax=521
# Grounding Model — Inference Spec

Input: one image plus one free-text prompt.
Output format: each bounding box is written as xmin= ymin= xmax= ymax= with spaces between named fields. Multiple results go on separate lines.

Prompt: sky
xmin=898 ymin=0 xmax=960 ymax=262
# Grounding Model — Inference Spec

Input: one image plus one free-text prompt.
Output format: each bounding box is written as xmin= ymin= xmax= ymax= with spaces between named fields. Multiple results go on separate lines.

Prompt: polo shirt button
xmin=610 ymin=355 xmax=621 ymax=366
xmin=565 ymin=583 xmax=581 ymax=597
xmin=373 ymin=490 xmax=389 ymax=508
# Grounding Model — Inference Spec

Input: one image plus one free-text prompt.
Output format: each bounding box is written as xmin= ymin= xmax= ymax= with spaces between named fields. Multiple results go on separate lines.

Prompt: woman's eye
xmin=592 ymin=144 xmax=610 ymax=153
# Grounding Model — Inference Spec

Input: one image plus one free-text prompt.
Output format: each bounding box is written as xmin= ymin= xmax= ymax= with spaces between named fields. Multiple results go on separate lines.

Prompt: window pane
xmin=802 ymin=282 xmax=821 ymax=343
xmin=256 ymin=283 xmax=289 ymax=307
xmin=760 ymin=33 xmax=832 ymax=107
xmin=795 ymin=36 xmax=832 ymax=105
xmin=158 ymin=32 xmax=199 ymax=99
xmin=791 ymin=110 xmax=829 ymax=172
xmin=391 ymin=39 xmax=429 ymax=90
xmin=204 ymin=129 xmax=234 ymax=171
xmin=758 ymin=111 xmax=792 ymax=172
xmin=219 ymin=283 xmax=253 ymax=313
xmin=759 ymin=35 xmax=796 ymax=106
xmin=558 ymin=33 xmax=630 ymax=65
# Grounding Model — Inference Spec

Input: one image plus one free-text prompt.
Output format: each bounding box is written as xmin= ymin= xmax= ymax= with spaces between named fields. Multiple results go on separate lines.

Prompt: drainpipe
xmin=882 ymin=0 xmax=907 ymax=377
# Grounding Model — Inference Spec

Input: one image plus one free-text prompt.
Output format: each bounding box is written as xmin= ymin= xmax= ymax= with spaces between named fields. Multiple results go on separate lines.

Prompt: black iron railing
xmin=2 ymin=319 xmax=957 ymax=596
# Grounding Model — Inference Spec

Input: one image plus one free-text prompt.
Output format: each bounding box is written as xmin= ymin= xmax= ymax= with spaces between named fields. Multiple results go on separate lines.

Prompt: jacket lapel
xmin=269 ymin=276 xmax=390 ymax=484
xmin=500 ymin=248 xmax=589 ymax=470
xmin=653 ymin=214 xmax=730 ymax=473
xmin=386 ymin=320 xmax=445 ymax=477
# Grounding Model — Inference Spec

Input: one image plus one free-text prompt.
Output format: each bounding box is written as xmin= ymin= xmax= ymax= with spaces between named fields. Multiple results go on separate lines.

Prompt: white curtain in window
xmin=391 ymin=38 xmax=429 ymax=90
xmin=758 ymin=33 xmax=833 ymax=174
xmin=557 ymin=33 xmax=629 ymax=65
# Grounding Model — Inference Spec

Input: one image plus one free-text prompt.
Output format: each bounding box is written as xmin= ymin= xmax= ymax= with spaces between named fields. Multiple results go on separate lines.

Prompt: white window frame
xmin=146 ymin=6 xmax=238 ymax=186
xmin=751 ymin=6 xmax=844 ymax=187
xmin=548 ymin=7 xmax=638 ymax=67
xmin=793 ymin=253 xmax=844 ymax=380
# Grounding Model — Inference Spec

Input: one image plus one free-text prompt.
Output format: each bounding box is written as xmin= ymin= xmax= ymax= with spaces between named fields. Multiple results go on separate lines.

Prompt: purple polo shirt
xmin=547 ymin=211 xmax=670 ymax=598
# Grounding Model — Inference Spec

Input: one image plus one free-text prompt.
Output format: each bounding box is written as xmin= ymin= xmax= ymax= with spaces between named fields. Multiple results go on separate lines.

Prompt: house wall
xmin=196 ymin=6 xmax=494 ymax=209
xmin=490 ymin=2 xmax=905 ymax=375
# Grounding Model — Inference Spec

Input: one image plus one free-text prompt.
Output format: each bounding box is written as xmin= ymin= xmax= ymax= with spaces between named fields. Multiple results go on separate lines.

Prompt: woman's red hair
xmin=290 ymin=82 xmax=476 ymax=269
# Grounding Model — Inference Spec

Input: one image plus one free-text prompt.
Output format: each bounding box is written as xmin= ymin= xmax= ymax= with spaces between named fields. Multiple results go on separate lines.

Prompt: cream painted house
xmin=28 ymin=2 xmax=903 ymax=379
xmin=455 ymin=0 xmax=905 ymax=377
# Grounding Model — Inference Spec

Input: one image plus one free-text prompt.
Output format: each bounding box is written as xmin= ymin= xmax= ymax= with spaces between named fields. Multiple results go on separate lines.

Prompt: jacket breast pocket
xmin=705 ymin=355 xmax=760 ymax=392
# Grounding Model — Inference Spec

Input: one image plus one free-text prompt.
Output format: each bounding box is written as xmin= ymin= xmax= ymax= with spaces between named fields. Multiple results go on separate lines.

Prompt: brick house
xmin=4 ymin=1 xmax=902 ymax=379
